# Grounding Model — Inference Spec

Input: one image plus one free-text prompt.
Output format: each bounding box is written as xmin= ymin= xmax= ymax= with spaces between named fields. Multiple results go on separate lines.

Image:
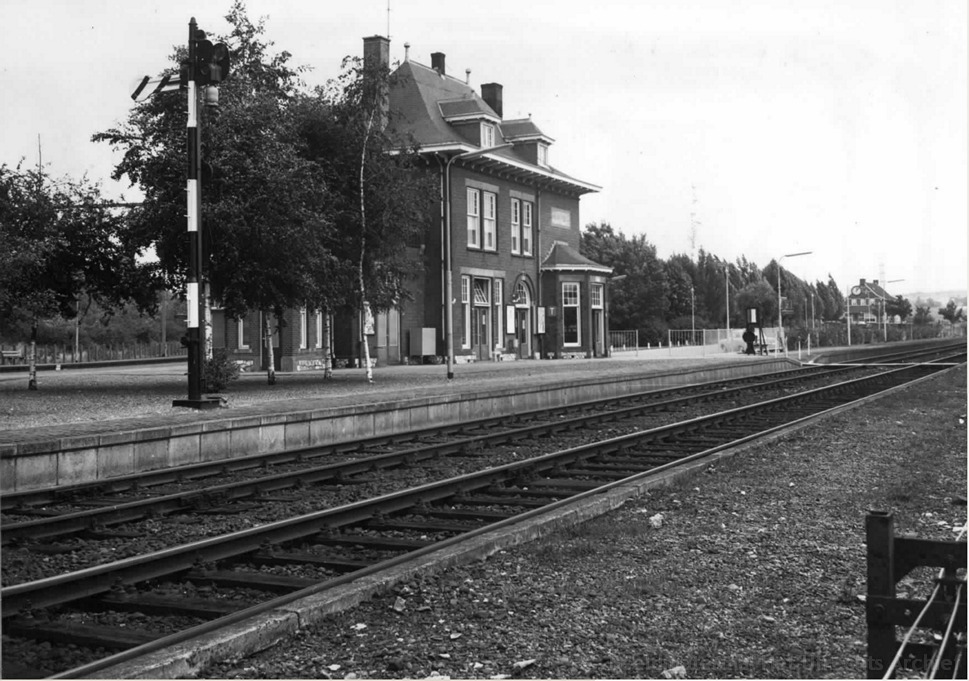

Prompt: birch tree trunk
xmin=204 ymin=282 xmax=214 ymax=360
xmin=322 ymin=308 xmax=333 ymax=379
xmin=358 ymin=105 xmax=376 ymax=384
xmin=28 ymin=319 xmax=38 ymax=390
xmin=263 ymin=311 xmax=276 ymax=385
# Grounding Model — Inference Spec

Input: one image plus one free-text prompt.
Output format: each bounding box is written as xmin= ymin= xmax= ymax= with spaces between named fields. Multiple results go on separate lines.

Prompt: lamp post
xmin=846 ymin=285 xmax=852 ymax=346
xmin=443 ymin=143 xmax=513 ymax=380
xmin=690 ymin=285 xmax=696 ymax=345
xmin=775 ymin=251 xmax=811 ymax=356
xmin=882 ymin=279 xmax=905 ymax=341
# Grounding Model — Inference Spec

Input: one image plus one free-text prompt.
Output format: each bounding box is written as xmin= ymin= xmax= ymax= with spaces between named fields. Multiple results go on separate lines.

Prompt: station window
xmin=461 ymin=275 xmax=471 ymax=349
xmin=522 ymin=201 xmax=533 ymax=256
xmin=481 ymin=122 xmax=496 ymax=148
xmin=483 ymin=191 xmax=497 ymax=252
xmin=237 ymin=316 xmax=249 ymax=350
xmin=299 ymin=308 xmax=307 ymax=349
xmin=591 ymin=283 xmax=603 ymax=309
xmin=562 ymin=282 xmax=581 ymax=346
xmin=467 ymin=188 xmax=480 ymax=248
xmin=511 ymin=198 xmax=521 ymax=254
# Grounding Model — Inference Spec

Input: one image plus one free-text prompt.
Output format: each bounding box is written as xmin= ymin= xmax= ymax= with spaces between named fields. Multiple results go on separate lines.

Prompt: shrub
xmin=203 ymin=349 xmax=240 ymax=393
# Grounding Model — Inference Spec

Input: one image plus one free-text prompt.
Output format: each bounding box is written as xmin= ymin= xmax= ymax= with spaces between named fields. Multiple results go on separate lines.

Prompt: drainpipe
xmin=536 ymin=187 xmax=543 ymax=360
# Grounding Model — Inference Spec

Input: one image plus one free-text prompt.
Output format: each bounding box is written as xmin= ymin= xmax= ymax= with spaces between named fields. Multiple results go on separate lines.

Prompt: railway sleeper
xmin=247 ymin=551 xmax=371 ymax=573
xmin=561 ymin=467 xmax=643 ymax=479
xmin=526 ymin=478 xmax=612 ymax=491
xmin=418 ymin=506 xmax=515 ymax=522
xmin=5 ymin=617 xmax=159 ymax=650
xmin=308 ymin=533 xmax=433 ymax=551
xmin=484 ymin=485 xmax=564 ymax=500
xmin=449 ymin=493 xmax=557 ymax=508
xmin=365 ymin=517 xmax=485 ymax=534
xmin=184 ymin=569 xmax=320 ymax=594
xmin=97 ymin=589 xmax=245 ymax=617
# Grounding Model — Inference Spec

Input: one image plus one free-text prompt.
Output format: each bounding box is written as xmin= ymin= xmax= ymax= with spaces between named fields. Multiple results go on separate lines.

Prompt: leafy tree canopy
xmin=0 ymin=163 xmax=154 ymax=328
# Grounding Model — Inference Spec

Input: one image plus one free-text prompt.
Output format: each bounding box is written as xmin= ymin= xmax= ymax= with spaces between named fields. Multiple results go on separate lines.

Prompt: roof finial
xmin=404 ymin=42 xmax=410 ymax=62
xmin=465 ymin=68 xmax=471 ymax=85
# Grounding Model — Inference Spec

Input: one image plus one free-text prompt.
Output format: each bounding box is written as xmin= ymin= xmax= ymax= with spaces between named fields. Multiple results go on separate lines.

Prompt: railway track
xmin=1 ymin=344 xmax=964 ymax=678
xmin=2 ymin=363 xmax=859 ymax=549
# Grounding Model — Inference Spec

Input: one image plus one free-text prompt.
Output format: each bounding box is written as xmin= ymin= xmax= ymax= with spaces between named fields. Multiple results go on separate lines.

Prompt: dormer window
xmin=481 ymin=122 xmax=496 ymax=148
xmin=537 ymin=142 xmax=548 ymax=167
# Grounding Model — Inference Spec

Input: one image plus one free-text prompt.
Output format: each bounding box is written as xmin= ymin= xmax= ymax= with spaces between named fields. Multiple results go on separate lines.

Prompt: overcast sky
xmin=2 ymin=0 xmax=966 ymax=298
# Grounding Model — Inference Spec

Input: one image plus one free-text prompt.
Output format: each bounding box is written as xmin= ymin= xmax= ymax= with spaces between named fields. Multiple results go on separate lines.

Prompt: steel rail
xmin=1 ymin=365 xmax=851 ymax=543
xmin=2 ymin=363 xmax=832 ymax=512
xmin=3 ymin=358 xmax=957 ymax=620
xmin=52 ymin=355 xmax=965 ymax=679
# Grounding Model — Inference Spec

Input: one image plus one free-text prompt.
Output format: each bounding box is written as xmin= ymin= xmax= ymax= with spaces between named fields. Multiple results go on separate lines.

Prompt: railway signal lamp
xmin=197 ymin=41 xmax=231 ymax=86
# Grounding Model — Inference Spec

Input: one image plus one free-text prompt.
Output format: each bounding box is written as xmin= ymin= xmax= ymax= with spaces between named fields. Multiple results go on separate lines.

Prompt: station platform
xmin=1 ymin=339 xmax=954 ymax=494
xmin=1 ymin=353 xmax=794 ymax=493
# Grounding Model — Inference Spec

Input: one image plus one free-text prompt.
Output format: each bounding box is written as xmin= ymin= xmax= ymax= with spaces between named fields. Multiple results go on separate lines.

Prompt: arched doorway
xmin=512 ymin=279 xmax=533 ymax=359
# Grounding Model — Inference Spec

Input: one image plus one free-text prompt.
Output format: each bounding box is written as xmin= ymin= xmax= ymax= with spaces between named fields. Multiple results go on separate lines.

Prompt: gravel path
xmin=201 ymin=366 xmax=967 ymax=680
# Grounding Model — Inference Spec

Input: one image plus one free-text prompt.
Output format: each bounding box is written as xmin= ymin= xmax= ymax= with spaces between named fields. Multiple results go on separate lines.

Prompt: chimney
xmin=481 ymin=82 xmax=503 ymax=118
xmin=431 ymin=52 xmax=446 ymax=75
xmin=363 ymin=35 xmax=390 ymax=71
xmin=362 ymin=36 xmax=390 ymax=131
xmin=859 ymin=278 xmax=866 ymax=287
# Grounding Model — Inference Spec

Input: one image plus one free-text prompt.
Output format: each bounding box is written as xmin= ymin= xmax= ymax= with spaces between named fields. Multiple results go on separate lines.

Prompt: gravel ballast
xmin=201 ymin=366 xmax=967 ymax=680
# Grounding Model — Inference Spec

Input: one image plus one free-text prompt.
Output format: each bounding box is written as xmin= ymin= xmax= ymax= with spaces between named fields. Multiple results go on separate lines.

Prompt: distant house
xmin=212 ymin=36 xmax=610 ymax=372
xmin=847 ymin=278 xmax=894 ymax=324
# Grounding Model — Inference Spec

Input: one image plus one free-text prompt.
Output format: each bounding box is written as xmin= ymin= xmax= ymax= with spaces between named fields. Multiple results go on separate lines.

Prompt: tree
xmin=913 ymin=305 xmax=933 ymax=325
xmin=302 ymin=58 xmax=437 ymax=380
xmin=0 ymin=163 xmax=154 ymax=388
xmin=734 ymin=281 xmax=777 ymax=328
xmin=939 ymin=300 xmax=965 ymax=324
xmin=95 ymin=1 xmax=331 ymax=385
xmin=885 ymin=295 xmax=913 ymax=322
xmin=665 ymin=256 xmax=695 ymax=322
xmin=581 ymin=222 xmax=670 ymax=343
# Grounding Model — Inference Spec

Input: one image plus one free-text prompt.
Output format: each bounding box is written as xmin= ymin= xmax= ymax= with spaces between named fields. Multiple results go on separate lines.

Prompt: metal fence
xmin=0 ymin=341 xmax=186 ymax=366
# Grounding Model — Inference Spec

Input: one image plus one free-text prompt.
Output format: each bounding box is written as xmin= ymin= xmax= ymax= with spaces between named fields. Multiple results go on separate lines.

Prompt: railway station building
xmin=214 ymin=36 xmax=611 ymax=371
xmin=847 ymin=278 xmax=894 ymax=325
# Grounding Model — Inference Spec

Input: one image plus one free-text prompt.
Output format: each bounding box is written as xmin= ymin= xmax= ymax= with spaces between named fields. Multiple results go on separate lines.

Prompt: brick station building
xmin=214 ymin=37 xmax=611 ymax=371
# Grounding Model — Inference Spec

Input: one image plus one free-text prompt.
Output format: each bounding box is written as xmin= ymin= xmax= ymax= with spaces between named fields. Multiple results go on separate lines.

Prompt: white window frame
xmin=510 ymin=198 xmax=521 ymax=255
xmin=466 ymin=187 xmax=480 ymax=249
xmin=237 ymin=316 xmax=249 ymax=350
xmin=591 ymin=283 xmax=603 ymax=309
xmin=461 ymin=275 xmax=471 ymax=349
xmin=483 ymin=191 xmax=497 ymax=252
xmin=315 ymin=310 xmax=323 ymax=349
xmin=522 ymin=201 xmax=533 ymax=256
xmin=537 ymin=143 xmax=548 ymax=167
xmin=562 ymin=282 xmax=581 ymax=346
xmin=299 ymin=307 xmax=308 ymax=349
xmin=493 ymin=279 xmax=503 ymax=344
xmin=481 ymin=122 xmax=495 ymax=148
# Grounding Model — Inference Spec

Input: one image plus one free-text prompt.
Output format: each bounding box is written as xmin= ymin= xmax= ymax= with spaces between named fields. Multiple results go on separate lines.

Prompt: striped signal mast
xmin=173 ymin=18 xmax=228 ymax=409
xmin=130 ymin=18 xmax=228 ymax=408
